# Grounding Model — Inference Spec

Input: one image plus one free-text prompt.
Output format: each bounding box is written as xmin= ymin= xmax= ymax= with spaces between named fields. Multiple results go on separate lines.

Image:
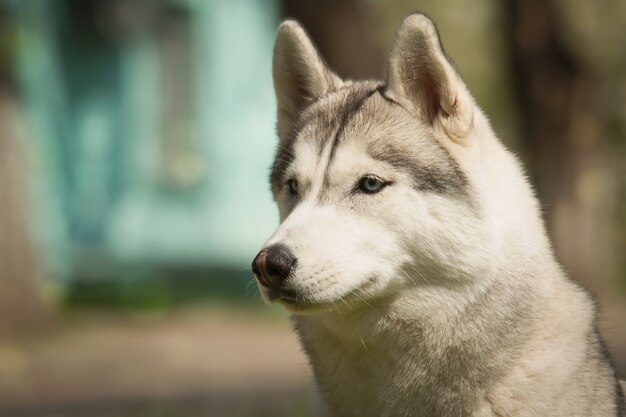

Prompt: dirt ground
xmin=0 ymin=306 xmax=312 ymax=417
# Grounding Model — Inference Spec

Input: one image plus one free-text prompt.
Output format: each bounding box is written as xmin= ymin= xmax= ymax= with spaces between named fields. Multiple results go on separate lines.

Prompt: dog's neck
xmin=294 ymin=261 xmax=559 ymax=416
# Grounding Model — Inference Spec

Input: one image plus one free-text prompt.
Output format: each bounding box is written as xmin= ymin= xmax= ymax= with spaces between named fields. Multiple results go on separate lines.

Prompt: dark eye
xmin=287 ymin=179 xmax=299 ymax=195
xmin=358 ymin=175 xmax=387 ymax=194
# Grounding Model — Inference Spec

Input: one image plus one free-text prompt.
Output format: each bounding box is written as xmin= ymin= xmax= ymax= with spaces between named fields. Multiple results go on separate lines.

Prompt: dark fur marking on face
xmin=327 ymin=87 xmax=380 ymax=162
xmin=370 ymin=87 xmax=471 ymax=197
xmin=368 ymin=142 xmax=468 ymax=196
xmin=270 ymin=103 xmax=330 ymax=196
xmin=270 ymin=88 xmax=338 ymax=197
xmin=315 ymin=87 xmax=381 ymax=203
xmin=270 ymin=136 xmax=296 ymax=197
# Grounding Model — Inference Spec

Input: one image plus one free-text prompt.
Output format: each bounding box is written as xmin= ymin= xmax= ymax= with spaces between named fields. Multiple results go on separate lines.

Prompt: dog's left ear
xmin=385 ymin=14 xmax=474 ymax=142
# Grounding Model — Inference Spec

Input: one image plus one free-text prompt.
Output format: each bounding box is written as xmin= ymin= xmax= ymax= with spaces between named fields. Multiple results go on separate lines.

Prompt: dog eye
xmin=287 ymin=179 xmax=299 ymax=195
xmin=358 ymin=175 xmax=387 ymax=194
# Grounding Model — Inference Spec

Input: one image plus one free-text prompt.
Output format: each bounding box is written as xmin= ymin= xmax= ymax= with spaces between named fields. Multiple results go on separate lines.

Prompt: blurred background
xmin=0 ymin=0 xmax=624 ymax=416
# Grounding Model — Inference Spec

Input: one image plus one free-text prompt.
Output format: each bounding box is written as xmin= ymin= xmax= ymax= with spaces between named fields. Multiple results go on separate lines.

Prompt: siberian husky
xmin=251 ymin=13 xmax=625 ymax=417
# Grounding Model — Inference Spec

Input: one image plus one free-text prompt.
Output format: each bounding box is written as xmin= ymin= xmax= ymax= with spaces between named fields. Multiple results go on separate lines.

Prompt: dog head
xmin=252 ymin=14 xmax=540 ymax=313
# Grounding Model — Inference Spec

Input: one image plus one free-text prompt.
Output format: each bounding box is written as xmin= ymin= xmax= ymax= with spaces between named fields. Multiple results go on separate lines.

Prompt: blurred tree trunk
xmin=0 ymin=87 xmax=44 ymax=334
xmin=280 ymin=0 xmax=384 ymax=79
xmin=0 ymin=89 xmax=46 ymax=334
xmin=0 ymin=7 xmax=46 ymax=334
xmin=505 ymin=0 xmax=617 ymax=293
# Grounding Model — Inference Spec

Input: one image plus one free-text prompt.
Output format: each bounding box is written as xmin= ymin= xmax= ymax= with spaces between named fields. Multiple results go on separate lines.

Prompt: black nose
xmin=251 ymin=244 xmax=297 ymax=289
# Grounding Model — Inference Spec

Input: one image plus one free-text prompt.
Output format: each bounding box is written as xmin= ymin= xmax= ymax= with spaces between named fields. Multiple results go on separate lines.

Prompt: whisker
xmin=409 ymin=266 xmax=431 ymax=285
xmin=402 ymin=269 xmax=421 ymax=287
xmin=338 ymin=294 xmax=353 ymax=313
xmin=351 ymin=290 xmax=377 ymax=313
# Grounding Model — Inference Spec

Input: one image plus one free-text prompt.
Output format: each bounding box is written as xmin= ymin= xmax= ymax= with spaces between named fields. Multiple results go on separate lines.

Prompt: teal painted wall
xmin=12 ymin=0 xmax=279 ymax=281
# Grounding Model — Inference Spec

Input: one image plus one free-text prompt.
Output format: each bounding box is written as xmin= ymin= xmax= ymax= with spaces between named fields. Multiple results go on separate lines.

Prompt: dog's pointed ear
xmin=385 ymin=14 xmax=473 ymax=142
xmin=273 ymin=20 xmax=342 ymax=141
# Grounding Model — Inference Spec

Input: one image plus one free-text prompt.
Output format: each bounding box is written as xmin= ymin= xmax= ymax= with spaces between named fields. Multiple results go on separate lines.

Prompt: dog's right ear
xmin=273 ymin=20 xmax=342 ymax=141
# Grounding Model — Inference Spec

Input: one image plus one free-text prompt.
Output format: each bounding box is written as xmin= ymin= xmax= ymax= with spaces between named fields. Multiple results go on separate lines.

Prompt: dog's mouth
xmin=266 ymin=287 xmax=298 ymax=303
xmin=265 ymin=288 xmax=319 ymax=312
xmin=264 ymin=277 xmax=379 ymax=313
